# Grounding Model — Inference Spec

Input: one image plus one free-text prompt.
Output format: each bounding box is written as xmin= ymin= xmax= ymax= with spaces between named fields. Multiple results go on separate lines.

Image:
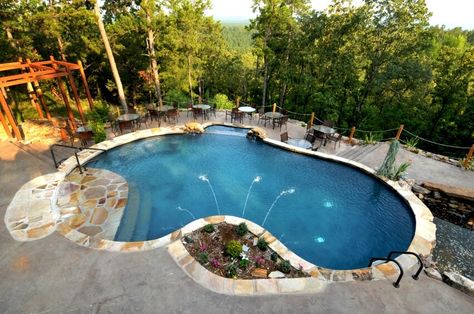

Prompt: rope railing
xmin=402 ymin=129 xmax=471 ymax=150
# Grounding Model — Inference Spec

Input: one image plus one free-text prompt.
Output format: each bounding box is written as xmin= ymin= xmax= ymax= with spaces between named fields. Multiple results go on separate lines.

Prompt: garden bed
xmin=182 ymin=222 xmax=309 ymax=279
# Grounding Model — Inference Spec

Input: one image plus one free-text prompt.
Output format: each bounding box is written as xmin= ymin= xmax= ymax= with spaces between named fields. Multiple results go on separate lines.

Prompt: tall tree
xmin=94 ymin=0 xmax=128 ymax=112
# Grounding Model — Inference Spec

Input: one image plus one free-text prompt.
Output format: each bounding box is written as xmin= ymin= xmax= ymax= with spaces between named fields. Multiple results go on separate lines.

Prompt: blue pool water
xmin=87 ymin=126 xmax=415 ymax=269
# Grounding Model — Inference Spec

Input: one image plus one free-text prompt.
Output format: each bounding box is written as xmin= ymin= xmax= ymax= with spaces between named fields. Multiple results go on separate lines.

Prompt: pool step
xmin=131 ymin=187 xmax=152 ymax=241
xmin=114 ymin=183 xmax=141 ymax=242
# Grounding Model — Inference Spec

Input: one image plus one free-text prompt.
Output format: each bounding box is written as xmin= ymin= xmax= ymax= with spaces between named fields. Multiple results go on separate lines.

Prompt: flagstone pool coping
xmin=4 ymin=123 xmax=436 ymax=295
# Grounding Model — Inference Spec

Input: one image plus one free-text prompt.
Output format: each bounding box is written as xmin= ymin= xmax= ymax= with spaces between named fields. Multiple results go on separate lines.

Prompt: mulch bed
xmin=182 ymin=222 xmax=309 ymax=279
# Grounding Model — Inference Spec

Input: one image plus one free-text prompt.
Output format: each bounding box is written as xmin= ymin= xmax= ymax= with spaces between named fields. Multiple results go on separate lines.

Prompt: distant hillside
xmin=222 ymin=24 xmax=253 ymax=53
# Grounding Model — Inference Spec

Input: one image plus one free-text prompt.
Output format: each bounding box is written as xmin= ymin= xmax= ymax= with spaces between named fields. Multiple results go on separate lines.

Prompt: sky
xmin=209 ymin=0 xmax=474 ymax=29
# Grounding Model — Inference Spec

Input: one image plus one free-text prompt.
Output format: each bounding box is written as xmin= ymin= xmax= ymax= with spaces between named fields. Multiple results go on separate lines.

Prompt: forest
xmin=0 ymin=0 xmax=473 ymax=155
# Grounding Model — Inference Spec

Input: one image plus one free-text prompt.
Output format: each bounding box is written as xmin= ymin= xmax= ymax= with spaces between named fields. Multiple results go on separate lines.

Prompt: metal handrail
xmin=368 ymin=257 xmax=404 ymax=288
xmin=387 ymin=251 xmax=423 ymax=280
xmin=50 ymin=144 xmax=106 ymax=173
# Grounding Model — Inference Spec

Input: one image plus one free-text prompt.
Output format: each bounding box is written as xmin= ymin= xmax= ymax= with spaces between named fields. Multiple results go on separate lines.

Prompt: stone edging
xmin=4 ymin=123 xmax=436 ymax=291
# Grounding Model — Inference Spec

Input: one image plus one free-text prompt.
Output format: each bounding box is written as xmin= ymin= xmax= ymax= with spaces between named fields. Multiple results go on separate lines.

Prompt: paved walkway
xmin=1 ymin=114 xmax=473 ymax=313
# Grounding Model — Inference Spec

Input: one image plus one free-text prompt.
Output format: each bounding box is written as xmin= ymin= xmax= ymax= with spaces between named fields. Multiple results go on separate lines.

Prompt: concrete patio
xmin=1 ymin=112 xmax=473 ymax=313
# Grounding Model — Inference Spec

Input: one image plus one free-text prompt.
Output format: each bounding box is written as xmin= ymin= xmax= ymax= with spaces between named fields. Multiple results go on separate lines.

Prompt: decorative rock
xmin=251 ymin=268 xmax=268 ymax=278
xmin=67 ymin=214 xmax=87 ymax=229
xmin=423 ymin=181 xmax=474 ymax=202
xmin=412 ymin=184 xmax=431 ymax=195
xmin=247 ymin=127 xmax=267 ymax=140
xmin=442 ymin=272 xmax=474 ymax=297
xmin=424 ymin=267 xmax=442 ymax=281
xmin=78 ymin=226 xmax=103 ymax=236
xmin=268 ymin=271 xmax=285 ymax=279
xmin=183 ymin=122 xmax=204 ymax=134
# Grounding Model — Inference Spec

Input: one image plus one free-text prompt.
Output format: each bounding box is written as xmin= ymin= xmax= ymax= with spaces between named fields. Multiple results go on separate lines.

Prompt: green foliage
xmin=278 ymin=260 xmax=292 ymax=274
xmin=213 ymin=93 xmax=234 ymax=109
xmin=257 ymin=237 xmax=268 ymax=251
xmin=88 ymin=120 xmax=107 ymax=144
xmin=197 ymin=252 xmax=208 ymax=264
xmin=459 ymin=158 xmax=474 ymax=170
xmin=377 ymin=140 xmax=411 ymax=180
xmin=86 ymin=100 xmax=110 ymax=123
xmin=239 ymin=259 xmax=249 ymax=269
xmin=225 ymin=264 xmax=238 ymax=278
xmin=225 ymin=240 xmax=242 ymax=258
xmin=235 ymin=223 xmax=248 ymax=236
xmin=203 ymin=224 xmax=215 ymax=233
xmin=271 ymin=252 xmax=278 ymax=262
xmin=405 ymin=137 xmax=420 ymax=149
xmin=363 ymin=133 xmax=382 ymax=145
xmin=164 ymin=89 xmax=189 ymax=107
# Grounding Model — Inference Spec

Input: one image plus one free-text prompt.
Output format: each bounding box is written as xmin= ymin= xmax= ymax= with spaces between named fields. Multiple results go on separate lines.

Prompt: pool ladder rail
xmin=368 ymin=251 xmax=423 ymax=288
xmin=50 ymin=144 xmax=106 ymax=174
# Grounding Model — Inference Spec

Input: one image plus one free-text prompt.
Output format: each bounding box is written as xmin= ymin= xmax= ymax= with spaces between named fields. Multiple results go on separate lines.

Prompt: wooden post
xmin=348 ymin=127 xmax=356 ymax=144
xmin=77 ymin=61 xmax=94 ymax=110
xmin=464 ymin=144 xmax=474 ymax=168
xmin=26 ymin=58 xmax=51 ymax=120
xmin=396 ymin=124 xmax=404 ymax=140
xmin=66 ymin=66 xmax=86 ymax=124
xmin=51 ymin=56 xmax=76 ymax=129
xmin=19 ymin=58 xmax=43 ymax=119
xmin=236 ymin=97 xmax=240 ymax=108
xmin=310 ymin=112 xmax=315 ymax=128
xmin=272 ymin=103 xmax=276 ymax=113
xmin=0 ymin=106 xmax=12 ymax=138
xmin=0 ymin=90 xmax=22 ymax=140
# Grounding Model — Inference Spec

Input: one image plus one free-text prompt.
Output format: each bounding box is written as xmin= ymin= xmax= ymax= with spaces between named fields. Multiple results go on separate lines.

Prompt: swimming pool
xmin=87 ymin=126 xmax=416 ymax=270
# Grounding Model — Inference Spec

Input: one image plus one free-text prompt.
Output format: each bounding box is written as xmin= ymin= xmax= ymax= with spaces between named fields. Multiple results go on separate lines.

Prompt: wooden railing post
xmin=464 ymin=144 xmax=474 ymax=168
xmin=51 ymin=56 xmax=76 ymax=130
xmin=310 ymin=112 xmax=315 ymax=128
xmin=396 ymin=124 xmax=404 ymax=140
xmin=348 ymin=127 xmax=356 ymax=144
xmin=0 ymin=89 xmax=22 ymax=140
xmin=272 ymin=103 xmax=276 ymax=113
xmin=236 ymin=96 xmax=240 ymax=108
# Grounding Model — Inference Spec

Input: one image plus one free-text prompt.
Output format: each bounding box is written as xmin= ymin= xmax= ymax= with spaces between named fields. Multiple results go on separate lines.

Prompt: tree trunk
xmin=146 ymin=12 xmax=163 ymax=107
xmin=262 ymin=55 xmax=269 ymax=111
xmin=187 ymin=55 xmax=193 ymax=104
xmin=94 ymin=1 xmax=128 ymax=113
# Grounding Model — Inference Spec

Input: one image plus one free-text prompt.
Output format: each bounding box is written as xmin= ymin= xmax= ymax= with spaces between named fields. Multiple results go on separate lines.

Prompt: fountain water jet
xmin=242 ymin=176 xmax=262 ymax=218
xmin=198 ymin=174 xmax=220 ymax=215
xmin=177 ymin=206 xmax=196 ymax=220
xmin=261 ymin=188 xmax=295 ymax=227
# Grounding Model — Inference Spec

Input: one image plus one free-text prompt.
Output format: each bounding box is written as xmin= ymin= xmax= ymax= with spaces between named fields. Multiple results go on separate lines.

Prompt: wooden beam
xmin=77 ymin=61 xmax=94 ymax=109
xmin=51 ymin=56 xmax=76 ymax=129
xmin=0 ymin=72 xmax=69 ymax=88
xmin=0 ymin=89 xmax=22 ymax=140
xmin=66 ymin=67 xmax=86 ymax=124
xmin=0 ymin=105 xmax=13 ymax=138
xmin=51 ymin=60 xmax=80 ymax=69
xmin=25 ymin=59 xmax=44 ymax=119
xmin=0 ymin=62 xmax=23 ymax=71
xmin=26 ymin=59 xmax=51 ymax=120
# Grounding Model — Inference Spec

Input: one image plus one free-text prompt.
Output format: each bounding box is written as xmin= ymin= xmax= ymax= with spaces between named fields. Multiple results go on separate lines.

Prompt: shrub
xmin=278 ymin=260 xmax=292 ymax=274
xmin=405 ymin=136 xmax=419 ymax=149
xmin=183 ymin=235 xmax=194 ymax=243
xmin=213 ymin=93 xmax=234 ymax=110
xmin=257 ymin=237 xmax=268 ymax=251
xmin=254 ymin=255 xmax=266 ymax=268
xmin=88 ymin=120 xmax=106 ymax=143
xmin=86 ymin=100 xmax=110 ymax=123
xmin=363 ymin=132 xmax=381 ymax=145
xmin=210 ymin=258 xmax=221 ymax=268
xmin=239 ymin=259 xmax=249 ymax=269
xmin=271 ymin=252 xmax=278 ymax=262
xmin=226 ymin=264 xmax=238 ymax=278
xmin=203 ymin=224 xmax=215 ymax=233
xmin=225 ymin=240 xmax=243 ymax=258
xmin=236 ymin=223 xmax=248 ymax=236
xmin=197 ymin=252 xmax=209 ymax=264
xmin=164 ymin=88 xmax=188 ymax=108
xmin=377 ymin=140 xmax=411 ymax=180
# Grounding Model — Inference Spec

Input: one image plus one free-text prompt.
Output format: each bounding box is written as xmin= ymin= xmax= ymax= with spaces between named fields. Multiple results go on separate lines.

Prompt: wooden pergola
xmin=0 ymin=57 xmax=94 ymax=141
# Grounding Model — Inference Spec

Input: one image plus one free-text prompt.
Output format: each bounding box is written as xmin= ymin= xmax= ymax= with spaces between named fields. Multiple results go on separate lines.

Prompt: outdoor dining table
xmin=76 ymin=126 xmax=93 ymax=147
xmin=312 ymin=124 xmax=336 ymax=146
xmin=287 ymin=138 xmax=312 ymax=149
xmin=117 ymin=113 xmax=140 ymax=122
xmin=238 ymin=106 xmax=256 ymax=121
xmin=264 ymin=111 xmax=283 ymax=128
xmin=193 ymin=104 xmax=210 ymax=110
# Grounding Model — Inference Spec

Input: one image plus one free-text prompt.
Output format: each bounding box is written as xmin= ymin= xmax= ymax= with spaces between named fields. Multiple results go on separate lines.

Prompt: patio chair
xmin=273 ymin=115 xmax=288 ymax=130
xmin=136 ymin=113 xmax=150 ymax=129
xmin=118 ymin=120 xmax=134 ymax=134
xmin=257 ymin=108 xmax=270 ymax=126
xmin=305 ymin=131 xmax=315 ymax=144
xmin=186 ymin=103 xmax=194 ymax=117
xmin=209 ymin=104 xmax=217 ymax=117
xmin=148 ymin=108 xmax=160 ymax=124
xmin=167 ymin=108 xmax=179 ymax=124
xmin=231 ymin=108 xmax=244 ymax=124
xmin=328 ymin=133 xmax=343 ymax=148
xmin=193 ymin=107 xmax=204 ymax=121
xmin=280 ymin=132 xmax=289 ymax=143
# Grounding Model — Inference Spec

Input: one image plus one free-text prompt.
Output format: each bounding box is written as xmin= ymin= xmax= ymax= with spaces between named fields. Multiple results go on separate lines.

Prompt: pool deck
xmin=1 ymin=112 xmax=474 ymax=313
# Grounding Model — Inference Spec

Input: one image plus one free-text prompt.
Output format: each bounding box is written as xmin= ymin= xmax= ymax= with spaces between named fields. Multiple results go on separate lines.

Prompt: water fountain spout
xmin=199 ymin=174 xmax=220 ymax=215
xmin=261 ymin=188 xmax=295 ymax=227
xmin=177 ymin=206 xmax=196 ymax=220
xmin=242 ymin=176 xmax=262 ymax=218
